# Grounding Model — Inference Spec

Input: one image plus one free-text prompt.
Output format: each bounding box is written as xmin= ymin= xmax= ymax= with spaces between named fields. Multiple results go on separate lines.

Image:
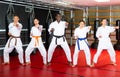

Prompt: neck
xmin=13 ymin=22 xmax=18 ymax=26
xmin=35 ymin=24 xmax=39 ymax=27
xmin=79 ymin=26 xmax=83 ymax=29
xmin=14 ymin=22 xmax=18 ymax=24
xmin=57 ymin=20 xmax=60 ymax=23
xmin=102 ymin=25 xmax=106 ymax=27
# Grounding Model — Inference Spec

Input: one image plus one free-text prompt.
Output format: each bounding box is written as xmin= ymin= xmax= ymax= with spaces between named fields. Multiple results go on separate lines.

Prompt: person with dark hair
xmin=47 ymin=13 xmax=72 ymax=66
xmin=91 ymin=18 xmax=119 ymax=67
xmin=72 ymin=20 xmax=92 ymax=67
xmin=25 ymin=18 xmax=47 ymax=65
xmin=3 ymin=16 xmax=24 ymax=65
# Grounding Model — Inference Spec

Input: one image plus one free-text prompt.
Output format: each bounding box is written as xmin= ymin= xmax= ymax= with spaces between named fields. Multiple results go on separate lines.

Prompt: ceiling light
xmin=94 ymin=0 xmax=110 ymax=2
xmin=55 ymin=0 xmax=70 ymax=5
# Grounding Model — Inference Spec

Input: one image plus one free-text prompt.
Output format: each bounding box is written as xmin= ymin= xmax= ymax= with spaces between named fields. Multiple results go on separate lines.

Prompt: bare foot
xmin=68 ymin=61 xmax=73 ymax=66
xmin=46 ymin=62 xmax=51 ymax=66
xmin=72 ymin=65 xmax=76 ymax=67
xmin=26 ymin=62 xmax=31 ymax=65
xmin=21 ymin=63 xmax=26 ymax=66
xmin=88 ymin=64 xmax=93 ymax=67
xmin=111 ymin=62 xmax=117 ymax=66
xmin=91 ymin=62 xmax=95 ymax=67
xmin=2 ymin=62 xmax=10 ymax=65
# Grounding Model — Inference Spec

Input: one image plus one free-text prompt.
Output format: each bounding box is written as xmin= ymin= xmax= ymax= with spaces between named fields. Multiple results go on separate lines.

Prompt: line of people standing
xmin=2 ymin=14 xmax=119 ymax=67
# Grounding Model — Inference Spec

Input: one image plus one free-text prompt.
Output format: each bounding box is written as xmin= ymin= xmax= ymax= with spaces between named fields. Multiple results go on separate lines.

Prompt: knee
xmin=3 ymin=50 xmax=9 ymax=54
xmin=18 ymin=50 xmax=23 ymax=54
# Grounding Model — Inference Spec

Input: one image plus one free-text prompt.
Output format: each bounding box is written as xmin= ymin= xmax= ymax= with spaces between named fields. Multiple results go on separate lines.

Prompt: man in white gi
xmin=91 ymin=18 xmax=119 ymax=67
xmin=72 ymin=20 xmax=91 ymax=67
xmin=25 ymin=18 xmax=47 ymax=65
xmin=3 ymin=16 xmax=24 ymax=65
xmin=47 ymin=13 xmax=72 ymax=66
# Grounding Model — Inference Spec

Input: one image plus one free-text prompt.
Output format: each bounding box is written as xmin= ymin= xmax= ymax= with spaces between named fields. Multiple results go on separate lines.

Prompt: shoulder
xmin=98 ymin=26 xmax=101 ymax=29
xmin=107 ymin=26 xmax=113 ymax=28
xmin=61 ymin=21 xmax=66 ymax=24
xmin=50 ymin=21 xmax=55 ymax=25
xmin=9 ymin=23 xmax=13 ymax=28
xmin=18 ymin=22 xmax=22 ymax=25
xmin=9 ymin=23 xmax=13 ymax=26
xmin=18 ymin=22 xmax=23 ymax=27
xmin=39 ymin=25 xmax=43 ymax=27
xmin=75 ymin=27 xmax=79 ymax=31
xmin=31 ymin=26 xmax=35 ymax=30
xmin=84 ymin=26 xmax=89 ymax=29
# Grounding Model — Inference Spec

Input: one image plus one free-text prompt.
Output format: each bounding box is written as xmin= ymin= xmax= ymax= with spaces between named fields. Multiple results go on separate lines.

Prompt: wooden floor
xmin=0 ymin=46 xmax=120 ymax=77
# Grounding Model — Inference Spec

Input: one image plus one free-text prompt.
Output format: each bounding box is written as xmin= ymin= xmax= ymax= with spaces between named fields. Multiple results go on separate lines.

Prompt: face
xmin=56 ymin=14 xmax=62 ymax=21
xmin=13 ymin=16 xmax=19 ymax=22
xmin=34 ymin=19 xmax=39 ymax=25
xmin=79 ymin=21 xmax=85 ymax=27
xmin=101 ymin=19 xmax=107 ymax=26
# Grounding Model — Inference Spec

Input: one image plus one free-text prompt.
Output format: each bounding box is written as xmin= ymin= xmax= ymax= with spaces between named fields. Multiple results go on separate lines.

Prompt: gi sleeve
xmin=19 ymin=23 xmax=23 ymax=31
xmin=85 ymin=26 xmax=90 ymax=33
xmin=109 ymin=26 xmax=115 ymax=33
xmin=30 ymin=27 xmax=34 ymax=38
xmin=96 ymin=28 xmax=100 ymax=39
xmin=39 ymin=25 xmax=43 ymax=32
xmin=48 ymin=22 xmax=54 ymax=34
xmin=8 ymin=23 xmax=13 ymax=34
xmin=64 ymin=21 xmax=68 ymax=28
xmin=74 ymin=28 xmax=78 ymax=39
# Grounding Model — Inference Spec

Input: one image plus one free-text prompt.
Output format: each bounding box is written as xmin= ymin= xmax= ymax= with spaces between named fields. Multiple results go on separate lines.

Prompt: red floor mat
xmin=0 ymin=46 xmax=120 ymax=77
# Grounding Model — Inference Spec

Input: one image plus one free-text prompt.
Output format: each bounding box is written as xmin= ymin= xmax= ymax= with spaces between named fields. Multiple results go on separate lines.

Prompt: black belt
xmin=8 ymin=35 xmax=20 ymax=47
xmin=53 ymin=35 xmax=65 ymax=45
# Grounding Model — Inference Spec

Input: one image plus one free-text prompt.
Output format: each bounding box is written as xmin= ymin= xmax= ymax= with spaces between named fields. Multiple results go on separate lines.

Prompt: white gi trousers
xmin=73 ymin=39 xmax=91 ymax=66
xmin=25 ymin=37 xmax=46 ymax=64
xmin=3 ymin=37 xmax=24 ymax=64
xmin=93 ymin=38 xmax=116 ymax=63
xmin=48 ymin=36 xmax=72 ymax=62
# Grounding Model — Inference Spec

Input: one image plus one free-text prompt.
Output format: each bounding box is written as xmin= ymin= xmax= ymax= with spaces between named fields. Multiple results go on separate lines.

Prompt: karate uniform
xmin=3 ymin=22 xmax=24 ymax=64
xmin=93 ymin=26 xmax=116 ymax=63
xmin=25 ymin=25 xmax=47 ymax=64
xmin=73 ymin=27 xmax=91 ymax=66
xmin=47 ymin=21 xmax=72 ymax=63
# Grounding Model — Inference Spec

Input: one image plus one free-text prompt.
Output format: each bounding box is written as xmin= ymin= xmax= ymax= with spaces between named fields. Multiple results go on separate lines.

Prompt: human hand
xmin=8 ymin=32 xmax=11 ymax=36
xmin=88 ymin=26 xmax=92 ymax=29
xmin=99 ymin=35 xmax=102 ymax=38
xmin=50 ymin=28 xmax=55 ymax=32
xmin=75 ymin=36 xmax=78 ymax=39
xmin=115 ymin=26 xmax=119 ymax=29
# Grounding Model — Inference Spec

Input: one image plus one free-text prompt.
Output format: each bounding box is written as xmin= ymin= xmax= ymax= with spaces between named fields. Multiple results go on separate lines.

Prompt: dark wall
xmin=13 ymin=5 xmax=29 ymax=29
xmin=0 ymin=3 xmax=58 ymax=30
xmin=0 ymin=2 xmax=59 ymax=56
xmin=35 ymin=8 xmax=57 ymax=28
xmin=0 ymin=3 xmax=8 ymax=29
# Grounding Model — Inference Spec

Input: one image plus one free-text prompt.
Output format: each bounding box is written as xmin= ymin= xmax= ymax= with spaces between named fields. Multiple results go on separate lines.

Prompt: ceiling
xmin=59 ymin=0 xmax=120 ymax=7
xmin=4 ymin=0 xmax=120 ymax=9
xmin=36 ymin=0 xmax=120 ymax=7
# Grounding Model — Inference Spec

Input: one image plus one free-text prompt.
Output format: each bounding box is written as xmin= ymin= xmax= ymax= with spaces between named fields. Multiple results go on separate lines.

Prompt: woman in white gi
xmin=3 ymin=16 xmax=24 ymax=65
xmin=91 ymin=18 xmax=119 ymax=67
xmin=25 ymin=18 xmax=46 ymax=65
xmin=47 ymin=13 xmax=72 ymax=66
xmin=72 ymin=20 xmax=91 ymax=67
